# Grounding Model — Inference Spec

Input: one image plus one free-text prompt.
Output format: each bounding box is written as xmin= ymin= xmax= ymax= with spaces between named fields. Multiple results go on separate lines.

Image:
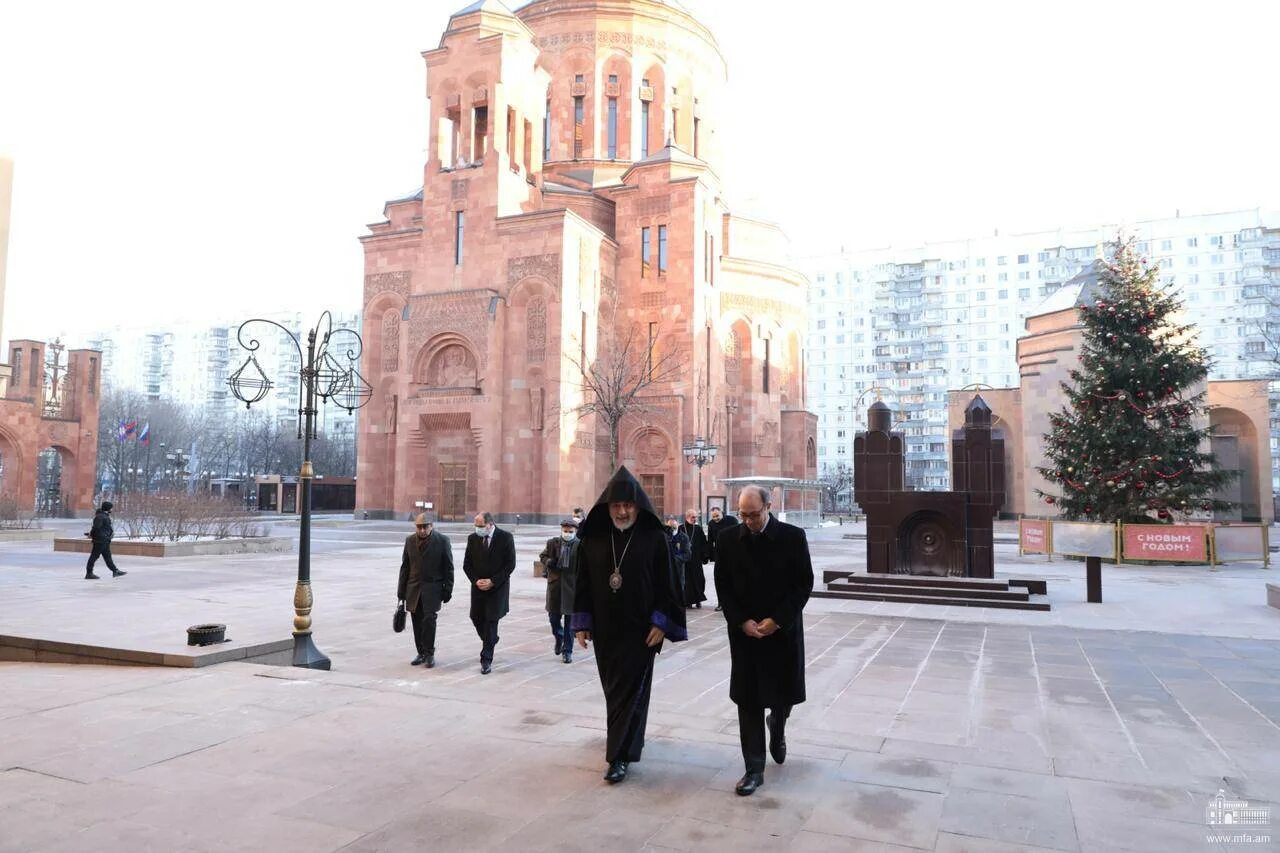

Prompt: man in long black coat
xmin=84 ymin=501 xmax=126 ymax=579
xmin=574 ymin=466 xmax=686 ymax=784
xmin=462 ymin=511 xmax=515 ymax=674
xmin=714 ymin=485 xmax=813 ymax=796
xmin=397 ymin=514 xmax=454 ymax=668
xmin=680 ymin=508 xmax=709 ymax=608
xmin=706 ymin=506 xmax=738 ymax=610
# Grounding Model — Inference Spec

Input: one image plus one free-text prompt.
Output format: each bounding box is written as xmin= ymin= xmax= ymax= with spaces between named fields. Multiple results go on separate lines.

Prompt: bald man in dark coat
xmin=714 ymin=485 xmax=814 ymax=796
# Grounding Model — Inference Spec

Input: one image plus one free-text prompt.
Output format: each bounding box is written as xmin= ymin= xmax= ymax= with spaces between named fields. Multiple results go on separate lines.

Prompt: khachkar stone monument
xmin=854 ymin=397 xmax=1004 ymax=579
xmin=355 ymin=0 xmax=817 ymax=523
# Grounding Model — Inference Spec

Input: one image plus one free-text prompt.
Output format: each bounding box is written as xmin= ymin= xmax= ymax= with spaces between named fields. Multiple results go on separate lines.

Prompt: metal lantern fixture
xmin=682 ymin=436 xmax=719 ymax=523
xmin=228 ymin=311 xmax=371 ymax=670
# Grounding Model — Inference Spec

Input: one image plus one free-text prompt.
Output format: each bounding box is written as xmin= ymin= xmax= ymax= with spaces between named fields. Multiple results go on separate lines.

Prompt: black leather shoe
xmin=562 ymin=652 xmax=572 ymax=664
xmin=411 ymin=654 xmax=426 ymax=666
xmin=604 ymin=761 xmax=628 ymax=783
xmin=694 ymin=602 xmax=701 ymax=609
xmin=112 ymin=570 xmax=127 ymax=577
xmin=735 ymin=771 xmax=764 ymax=796
xmin=767 ymin=712 xmax=786 ymax=765
xmin=714 ymin=604 xmax=723 ymax=612
xmin=554 ymin=637 xmax=563 ymax=656
xmin=481 ymin=662 xmax=492 ymax=675
xmin=425 ymin=654 xmax=435 ymax=669
xmin=85 ymin=573 xmax=100 ymax=580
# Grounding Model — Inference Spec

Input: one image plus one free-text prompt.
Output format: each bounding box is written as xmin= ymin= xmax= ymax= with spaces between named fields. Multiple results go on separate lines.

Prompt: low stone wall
xmin=53 ymin=537 xmax=294 ymax=558
xmin=0 ymin=529 xmax=57 ymax=542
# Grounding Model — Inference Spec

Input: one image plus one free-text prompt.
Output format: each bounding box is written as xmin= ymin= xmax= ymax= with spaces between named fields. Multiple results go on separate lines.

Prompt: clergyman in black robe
xmin=680 ymin=508 xmax=709 ymax=608
xmin=573 ymin=466 xmax=687 ymax=784
xmin=714 ymin=484 xmax=813 ymax=796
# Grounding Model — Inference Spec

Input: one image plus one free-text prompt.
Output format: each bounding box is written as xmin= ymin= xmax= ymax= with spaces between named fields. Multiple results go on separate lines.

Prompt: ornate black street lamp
xmin=682 ymin=436 xmax=718 ymax=522
xmin=228 ymin=312 xmax=371 ymax=670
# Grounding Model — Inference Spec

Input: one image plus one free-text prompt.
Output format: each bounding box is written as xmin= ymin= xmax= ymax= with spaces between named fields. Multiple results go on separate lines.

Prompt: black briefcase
xmin=393 ymin=602 xmax=407 ymax=633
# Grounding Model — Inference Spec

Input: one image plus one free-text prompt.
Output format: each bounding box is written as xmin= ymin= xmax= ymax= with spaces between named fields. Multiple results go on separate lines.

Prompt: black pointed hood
xmin=580 ymin=465 xmax=662 ymax=536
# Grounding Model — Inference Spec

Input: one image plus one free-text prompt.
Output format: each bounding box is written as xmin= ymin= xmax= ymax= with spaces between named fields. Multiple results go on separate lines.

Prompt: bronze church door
xmin=439 ymin=464 xmax=468 ymax=521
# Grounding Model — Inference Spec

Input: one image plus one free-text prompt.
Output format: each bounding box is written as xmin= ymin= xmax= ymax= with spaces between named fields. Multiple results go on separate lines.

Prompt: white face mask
xmin=475 ymin=526 xmax=487 ymax=536
xmin=561 ymin=531 xmax=575 ymax=541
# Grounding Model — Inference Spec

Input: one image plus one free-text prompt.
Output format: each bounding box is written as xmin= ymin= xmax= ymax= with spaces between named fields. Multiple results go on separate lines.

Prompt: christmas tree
xmin=1036 ymin=239 xmax=1234 ymax=523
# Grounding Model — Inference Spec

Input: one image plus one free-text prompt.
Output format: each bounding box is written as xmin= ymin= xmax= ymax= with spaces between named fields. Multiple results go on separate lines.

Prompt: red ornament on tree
xmin=1044 ymin=496 xmax=1056 ymax=505
xmin=1157 ymin=509 xmax=1171 ymax=519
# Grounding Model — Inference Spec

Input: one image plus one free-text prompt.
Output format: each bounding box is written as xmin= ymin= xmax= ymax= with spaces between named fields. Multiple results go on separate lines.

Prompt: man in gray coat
xmin=397 ymin=514 xmax=454 ymax=668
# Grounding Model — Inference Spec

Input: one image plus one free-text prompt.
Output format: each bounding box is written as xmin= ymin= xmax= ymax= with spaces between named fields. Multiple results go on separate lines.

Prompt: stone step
xmin=821 ymin=571 xmax=1011 ymax=591
xmin=812 ymin=589 xmax=1052 ymax=611
xmin=825 ymin=581 xmax=1031 ymax=602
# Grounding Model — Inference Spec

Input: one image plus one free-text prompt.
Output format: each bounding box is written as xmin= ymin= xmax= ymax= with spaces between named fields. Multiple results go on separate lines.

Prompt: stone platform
xmin=1 ymin=520 xmax=1278 ymax=850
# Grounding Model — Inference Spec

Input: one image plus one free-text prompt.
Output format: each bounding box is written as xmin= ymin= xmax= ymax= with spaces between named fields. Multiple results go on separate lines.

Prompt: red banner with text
xmin=1019 ymin=520 xmax=1051 ymax=555
xmin=1122 ymin=524 xmax=1208 ymax=562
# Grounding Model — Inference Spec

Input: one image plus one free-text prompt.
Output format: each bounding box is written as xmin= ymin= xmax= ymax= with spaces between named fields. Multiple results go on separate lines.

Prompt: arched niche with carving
xmin=413 ymin=334 xmax=481 ymax=392
xmin=629 ymin=427 xmax=671 ymax=471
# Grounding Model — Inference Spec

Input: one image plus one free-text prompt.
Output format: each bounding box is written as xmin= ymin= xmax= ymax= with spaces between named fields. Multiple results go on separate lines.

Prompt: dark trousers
xmin=471 ymin=616 xmax=500 ymax=664
xmin=410 ymin=605 xmax=438 ymax=656
xmin=738 ymin=704 xmax=791 ymax=773
xmin=549 ymin=613 xmax=572 ymax=653
xmin=86 ymin=542 xmax=118 ymax=575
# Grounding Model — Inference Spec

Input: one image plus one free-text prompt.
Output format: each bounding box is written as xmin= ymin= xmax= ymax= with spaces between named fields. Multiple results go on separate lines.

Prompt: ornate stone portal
xmin=854 ymin=397 xmax=1004 ymax=578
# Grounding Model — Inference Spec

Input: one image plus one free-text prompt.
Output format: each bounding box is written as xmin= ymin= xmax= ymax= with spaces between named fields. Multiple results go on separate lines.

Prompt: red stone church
xmin=357 ymin=0 xmax=815 ymax=521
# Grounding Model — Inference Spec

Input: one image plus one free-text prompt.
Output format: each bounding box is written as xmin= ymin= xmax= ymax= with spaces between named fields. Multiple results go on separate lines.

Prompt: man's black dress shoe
xmin=562 ymin=652 xmax=572 ymax=664
xmin=735 ymin=771 xmax=763 ymax=796
xmin=481 ymin=662 xmax=492 ymax=674
xmin=85 ymin=574 xmax=100 ymax=580
xmin=425 ymin=654 xmax=435 ymax=668
xmin=604 ymin=761 xmax=628 ymax=783
xmin=767 ymin=711 xmax=786 ymax=765
xmin=411 ymin=654 xmax=426 ymax=666
xmin=714 ymin=604 xmax=722 ymax=612
xmin=112 ymin=570 xmax=127 ymax=577
xmin=554 ymin=637 xmax=563 ymax=656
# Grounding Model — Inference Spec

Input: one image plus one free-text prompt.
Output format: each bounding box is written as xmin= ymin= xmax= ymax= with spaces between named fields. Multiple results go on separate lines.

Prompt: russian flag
xmin=124 ymin=420 xmax=138 ymax=440
xmin=138 ymin=423 xmax=150 ymax=446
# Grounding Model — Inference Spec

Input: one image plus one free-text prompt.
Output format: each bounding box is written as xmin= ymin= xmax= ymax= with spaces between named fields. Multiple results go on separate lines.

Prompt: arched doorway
xmin=1210 ymin=407 xmax=1261 ymax=521
xmin=36 ymin=447 xmax=66 ymax=517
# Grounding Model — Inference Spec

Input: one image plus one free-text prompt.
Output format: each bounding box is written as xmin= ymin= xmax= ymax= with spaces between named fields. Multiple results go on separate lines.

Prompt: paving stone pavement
xmin=1 ymin=522 xmax=1278 ymax=851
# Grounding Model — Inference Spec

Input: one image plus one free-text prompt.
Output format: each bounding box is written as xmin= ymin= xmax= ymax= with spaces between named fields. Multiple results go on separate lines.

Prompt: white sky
xmin=2 ymin=0 xmax=1278 ymax=345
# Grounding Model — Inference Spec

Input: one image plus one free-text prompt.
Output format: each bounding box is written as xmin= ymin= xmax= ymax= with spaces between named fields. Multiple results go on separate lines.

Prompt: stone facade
xmin=947 ymin=283 xmax=1274 ymax=523
xmin=357 ymin=0 xmax=815 ymax=521
xmin=0 ymin=339 xmax=102 ymax=515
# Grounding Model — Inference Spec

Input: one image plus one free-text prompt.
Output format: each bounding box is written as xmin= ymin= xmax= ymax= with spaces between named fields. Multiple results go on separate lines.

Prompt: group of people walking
xmin=395 ymin=465 xmax=814 ymax=796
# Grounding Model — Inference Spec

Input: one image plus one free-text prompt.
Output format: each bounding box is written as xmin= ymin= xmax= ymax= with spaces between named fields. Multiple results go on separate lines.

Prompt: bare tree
xmin=563 ymin=317 xmax=686 ymax=470
xmin=818 ymin=462 xmax=853 ymax=512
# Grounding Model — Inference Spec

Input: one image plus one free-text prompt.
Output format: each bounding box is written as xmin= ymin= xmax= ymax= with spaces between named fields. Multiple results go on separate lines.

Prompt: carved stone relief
xmin=527 ymin=297 xmax=547 ymax=364
xmin=756 ymin=420 xmax=779 ymax=458
xmin=429 ymin=345 xmax=477 ymax=388
xmin=364 ymin=271 xmax=411 ymax=306
xmin=635 ymin=431 xmax=669 ymax=469
xmin=382 ymin=310 xmax=400 ymax=372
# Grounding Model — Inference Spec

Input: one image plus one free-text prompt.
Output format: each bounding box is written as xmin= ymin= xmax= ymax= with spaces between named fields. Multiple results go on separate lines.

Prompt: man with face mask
xmin=714 ymin=485 xmax=813 ymax=797
xmin=539 ymin=518 xmax=581 ymax=663
xmin=574 ymin=466 xmax=686 ymax=784
xmin=463 ymin=511 xmax=516 ymax=674
xmin=397 ymin=514 xmax=454 ymax=667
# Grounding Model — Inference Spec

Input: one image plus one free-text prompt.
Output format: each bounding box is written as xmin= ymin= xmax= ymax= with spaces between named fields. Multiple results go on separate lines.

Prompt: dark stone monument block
xmin=854 ymin=396 xmax=1005 ymax=579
